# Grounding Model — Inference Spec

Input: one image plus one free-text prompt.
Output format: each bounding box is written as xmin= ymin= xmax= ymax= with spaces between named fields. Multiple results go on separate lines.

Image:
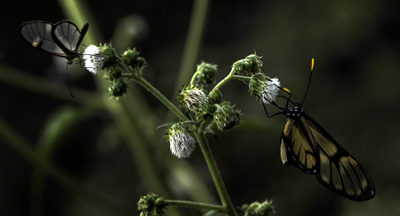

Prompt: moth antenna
xmin=66 ymin=64 xmax=75 ymax=98
xmin=301 ymin=58 xmax=314 ymax=105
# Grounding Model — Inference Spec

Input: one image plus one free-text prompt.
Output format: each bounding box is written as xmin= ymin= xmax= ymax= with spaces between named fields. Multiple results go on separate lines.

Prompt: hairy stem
xmin=194 ymin=131 xmax=238 ymax=216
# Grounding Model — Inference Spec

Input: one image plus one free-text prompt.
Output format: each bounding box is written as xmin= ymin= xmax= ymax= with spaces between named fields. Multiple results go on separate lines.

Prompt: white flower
xmin=170 ymin=131 xmax=196 ymax=158
xmin=261 ymin=77 xmax=280 ymax=104
xmin=185 ymin=89 xmax=207 ymax=112
xmin=83 ymin=45 xmax=105 ymax=74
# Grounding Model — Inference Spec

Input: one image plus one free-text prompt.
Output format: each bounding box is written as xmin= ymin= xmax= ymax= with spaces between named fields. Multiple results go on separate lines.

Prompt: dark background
xmin=1 ymin=0 xmax=399 ymax=215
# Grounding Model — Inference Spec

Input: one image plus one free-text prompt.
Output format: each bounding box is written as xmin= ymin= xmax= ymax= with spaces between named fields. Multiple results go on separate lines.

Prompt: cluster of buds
xmin=166 ymin=61 xmax=245 ymax=158
xmin=166 ymin=54 xmax=284 ymax=159
xmin=241 ymin=200 xmax=275 ymax=216
xmin=231 ymin=54 xmax=282 ymax=105
xmin=192 ymin=62 xmax=218 ymax=87
xmin=83 ymin=44 xmax=147 ymax=99
xmin=232 ymin=54 xmax=263 ymax=76
xmin=137 ymin=193 xmax=166 ymax=216
xmin=169 ymin=86 xmax=241 ymax=158
xmin=121 ymin=48 xmax=147 ymax=70
xmin=177 ymin=86 xmax=241 ymax=126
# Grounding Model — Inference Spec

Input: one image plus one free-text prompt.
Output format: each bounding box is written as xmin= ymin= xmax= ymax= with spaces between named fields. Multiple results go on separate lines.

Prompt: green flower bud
xmin=121 ymin=48 xmax=147 ymax=69
xmin=249 ymin=73 xmax=268 ymax=97
xmin=104 ymin=66 xmax=123 ymax=81
xmin=213 ymin=102 xmax=241 ymax=131
xmin=138 ymin=193 xmax=167 ymax=216
xmin=233 ymin=53 xmax=263 ymax=76
xmin=196 ymin=62 xmax=218 ymax=85
xmin=232 ymin=60 xmax=246 ymax=75
xmin=100 ymin=43 xmax=118 ymax=68
xmin=108 ymin=79 xmax=128 ymax=99
xmin=241 ymin=200 xmax=275 ymax=216
xmin=245 ymin=54 xmax=263 ymax=74
xmin=207 ymin=89 xmax=222 ymax=104
xmin=155 ymin=198 xmax=165 ymax=205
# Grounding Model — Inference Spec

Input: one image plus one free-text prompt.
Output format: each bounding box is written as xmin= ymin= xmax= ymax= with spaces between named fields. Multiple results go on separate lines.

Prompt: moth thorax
xmin=286 ymin=104 xmax=304 ymax=118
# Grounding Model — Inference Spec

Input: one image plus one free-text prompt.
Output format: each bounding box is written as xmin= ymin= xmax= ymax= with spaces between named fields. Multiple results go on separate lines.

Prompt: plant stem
xmin=194 ymin=131 xmax=238 ymax=216
xmin=213 ymin=69 xmax=252 ymax=91
xmin=190 ymin=71 xmax=200 ymax=85
xmin=232 ymin=75 xmax=252 ymax=81
xmin=165 ymin=200 xmax=225 ymax=212
xmin=118 ymin=53 xmax=188 ymax=122
xmin=213 ymin=68 xmax=235 ymax=91
xmin=58 ymin=0 xmax=102 ymax=43
xmin=122 ymin=73 xmax=188 ymax=122
xmin=174 ymin=0 xmax=210 ymax=96
xmin=135 ymin=77 xmax=189 ymax=121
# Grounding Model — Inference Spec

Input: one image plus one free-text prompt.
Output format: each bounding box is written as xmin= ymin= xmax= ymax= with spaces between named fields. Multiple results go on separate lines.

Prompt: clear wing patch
xmin=54 ymin=22 xmax=82 ymax=52
xmin=19 ymin=21 xmax=66 ymax=57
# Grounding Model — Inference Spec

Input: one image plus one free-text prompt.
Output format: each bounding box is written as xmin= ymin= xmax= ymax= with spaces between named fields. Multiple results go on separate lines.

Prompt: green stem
xmin=213 ymin=68 xmax=235 ymax=90
xmin=194 ymin=131 xmax=238 ymax=216
xmin=189 ymin=71 xmax=201 ymax=85
xmin=174 ymin=0 xmax=210 ymax=96
xmin=118 ymin=55 xmax=188 ymax=121
xmin=132 ymin=76 xmax=189 ymax=121
xmin=232 ymin=75 xmax=252 ymax=81
xmin=165 ymin=200 xmax=225 ymax=212
xmin=212 ymin=69 xmax=252 ymax=91
xmin=58 ymin=0 xmax=102 ymax=43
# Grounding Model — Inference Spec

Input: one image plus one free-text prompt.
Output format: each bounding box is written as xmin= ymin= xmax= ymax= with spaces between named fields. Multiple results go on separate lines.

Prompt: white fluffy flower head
xmin=185 ymin=89 xmax=207 ymax=112
xmin=168 ymin=127 xmax=196 ymax=159
xmin=83 ymin=45 xmax=106 ymax=74
xmin=262 ymin=77 xmax=280 ymax=104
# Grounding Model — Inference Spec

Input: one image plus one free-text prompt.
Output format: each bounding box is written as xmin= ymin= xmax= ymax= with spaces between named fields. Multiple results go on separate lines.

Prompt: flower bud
xmin=249 ymin=73 xmax=268 ymax=97
xmin=104 ymin=66 xmax=122 ymax=81
xmin=213 ymin=102 xmax=241 ymax=131
xmin=186 ymin=89 xmax=207 ymax=112
xmin=108 ymin=79 xmax=128 ymax=98
xmin=233 ymin=54 xmax=263 ymax=76
xmin=207 ymin=89 xmax=222 ymax=105
xmin=241 ymin=200 xmax=275 ymax=216
xmin=245 ymin=54 xmax=263 ymax=74
xmin=249 ymin=73 xmax=280 ymax=104
xmin=121 ymin=48 xmax=147 ymax=69
xmin=177 ymin=86 xmax=208 ymax=112
xmin=137 ymin=193 xmax=167 ymax=216
xmin=99 ymin=43 xmax=118 ymax=68
xmin=196 ymin=62 xmax=217 ymax=85
xmin=166 ymin=123 xmax=196 ymax=158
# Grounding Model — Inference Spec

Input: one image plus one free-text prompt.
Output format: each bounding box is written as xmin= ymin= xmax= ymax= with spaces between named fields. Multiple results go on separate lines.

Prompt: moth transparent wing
xmin=53 ymin=21 xmax=88 ymax=54
xmin=281 ymin=117 xmax=319 ymax=174
xmin=18 ymin=21 xmax=67 ymax=58
xmin=305 ymin=115 xmax=376 ymax=201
